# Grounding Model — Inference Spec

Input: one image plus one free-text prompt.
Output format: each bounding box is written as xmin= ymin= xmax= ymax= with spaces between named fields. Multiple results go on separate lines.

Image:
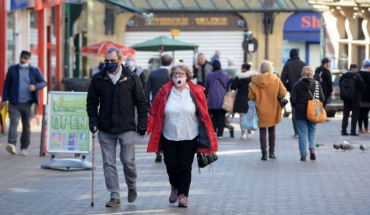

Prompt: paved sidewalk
xmin=0 ymin=116 xmax=370 ymax=215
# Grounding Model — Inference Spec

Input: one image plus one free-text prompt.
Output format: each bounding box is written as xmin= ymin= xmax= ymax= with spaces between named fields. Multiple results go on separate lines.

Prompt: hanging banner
xmin=47 ymin=91 xmax=91 ymax=154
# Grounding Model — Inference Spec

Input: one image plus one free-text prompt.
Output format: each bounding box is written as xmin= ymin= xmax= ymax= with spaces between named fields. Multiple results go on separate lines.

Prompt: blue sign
xmin=11 ymin=0 xmax=29 ymax=11
xmin=284 ymin=13 xmax=321 ymax=32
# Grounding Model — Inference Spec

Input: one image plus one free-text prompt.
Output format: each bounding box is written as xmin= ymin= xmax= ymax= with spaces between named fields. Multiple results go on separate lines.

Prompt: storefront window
xmin=7 ymin=12 xmax=16 ymax=69
xmin=358 ymin=46 xmax=366 ymax=67
xmin=358 ymin=18 xmax=365 ymax=40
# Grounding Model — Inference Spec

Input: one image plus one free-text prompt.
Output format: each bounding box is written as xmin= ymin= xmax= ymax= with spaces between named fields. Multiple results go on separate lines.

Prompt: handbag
xmin=197 ymin=152 xmax=218 ymax=168
xmin=243 ymin=100 xmax=259 ymax=130
xmin=216 ymin=78 xmax=235 ymax=112
xmin=307 ymin=81 xmax=327 ymax=123
xmin=277 ymin=79 xmax=288 ymax=108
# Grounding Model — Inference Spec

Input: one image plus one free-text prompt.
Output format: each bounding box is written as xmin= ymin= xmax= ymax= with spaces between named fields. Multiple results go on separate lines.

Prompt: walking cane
xmin=91 ymin=133 xmax=95 ymax=207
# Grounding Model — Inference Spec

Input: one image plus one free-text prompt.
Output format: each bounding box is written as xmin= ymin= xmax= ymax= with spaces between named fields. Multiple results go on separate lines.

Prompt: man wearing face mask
xmin=126 ymin=55 xmax=145 ymax=87
xmin=86 ymin=47 xmax=148 ymax=207
xmin=0 ymin=51 xmax=46 ymax=156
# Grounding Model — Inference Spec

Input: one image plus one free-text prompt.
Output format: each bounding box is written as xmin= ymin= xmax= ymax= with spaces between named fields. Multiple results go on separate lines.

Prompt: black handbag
xmin=197 ymin=152 xmax=218 ymax=168
xmin=277 ymin=79 xmax=288 ymax=108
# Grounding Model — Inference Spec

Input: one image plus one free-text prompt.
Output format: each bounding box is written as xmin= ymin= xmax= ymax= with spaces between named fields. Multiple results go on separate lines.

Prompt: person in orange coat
xmin=146 ymin=64 xmax=218 ymax=208
xmin=249 ymin=60 xmax=287 ymax=160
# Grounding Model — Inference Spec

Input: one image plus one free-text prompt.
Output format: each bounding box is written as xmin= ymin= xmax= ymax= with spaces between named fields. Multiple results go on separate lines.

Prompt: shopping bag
xmin=243 ymin=100 xmax=258 ymax=130
xmin=307 ymin=81 xmax=326 ymax=123
xmin=222 ymin=91 xmax=235 ymax=113
xmin=0 ymin=103 xmax=9 ymax=127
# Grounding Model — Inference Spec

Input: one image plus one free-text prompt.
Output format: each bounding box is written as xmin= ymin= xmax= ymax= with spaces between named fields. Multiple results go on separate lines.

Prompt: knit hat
xmin=363 ymin=59 xmax=370 ymax=68
xmin=290 ymin=49 xmax=298 ymax=58
xmin=212 ymin=60 xmax=221 ymax=71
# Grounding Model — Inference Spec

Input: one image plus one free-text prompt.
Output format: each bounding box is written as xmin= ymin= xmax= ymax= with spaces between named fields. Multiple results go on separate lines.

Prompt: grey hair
xmin=197 ymin=53 xmax=205 ymax=57
xmin=105 ymin=47 xmax=123 ymax=59
xmin=228 ymin=58 xmax=235 ymax=66
xmin=259 ymin=60 xmax=274 ymax=74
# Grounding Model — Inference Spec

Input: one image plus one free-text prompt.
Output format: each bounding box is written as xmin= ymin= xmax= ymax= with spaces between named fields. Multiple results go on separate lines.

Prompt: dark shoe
xmin=350 ymin=133 xmax=359 ymax=136
xmin=128 ymin=188 xmax=137 ymax=203
xmin=169 ymin=187 xmax=178 ymax=203
xmin=229 ymin=126 xmax=234 ymax=138
xmin=155 ymin=152 xmax=162 ymax=162
xmin=105 ymin=198 xmax=121 ymax=207
xmin=300 ymin=156 xmax=306 ymax=161
xmin=261 ymin=152 xmax=267 ymax=161
xmin=178 ymin=194 xmax=188 ymax=207
xmin=269 ymin=151 xmax=276 ymax=159
xmin=341 ymin=132 xmax=349 ymax=136
xmin=309 ymin=148 xmax=316 ymax=160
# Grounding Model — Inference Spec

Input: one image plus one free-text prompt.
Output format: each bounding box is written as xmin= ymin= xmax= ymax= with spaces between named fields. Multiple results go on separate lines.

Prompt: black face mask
xmin=105 ymin=62 xmax=119 ymax=73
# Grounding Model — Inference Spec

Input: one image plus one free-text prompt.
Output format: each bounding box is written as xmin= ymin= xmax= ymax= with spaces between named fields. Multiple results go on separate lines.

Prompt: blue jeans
xmin=296 ymin=119 xmax=317 ymax=156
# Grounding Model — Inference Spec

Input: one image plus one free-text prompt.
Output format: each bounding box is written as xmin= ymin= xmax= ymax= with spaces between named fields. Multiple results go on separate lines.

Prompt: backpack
xmin=314 ymin=71 xmax=323 ymax=84
xmin=340 ymin=76 xmax=356 ymax=101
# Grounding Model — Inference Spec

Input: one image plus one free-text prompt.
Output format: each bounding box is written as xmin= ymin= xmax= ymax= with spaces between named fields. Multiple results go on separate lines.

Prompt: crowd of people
xmin=2 ymin=48 xmax=369 ymax=209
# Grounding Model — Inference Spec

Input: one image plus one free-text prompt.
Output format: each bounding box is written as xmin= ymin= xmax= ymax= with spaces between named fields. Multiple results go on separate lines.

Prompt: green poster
xmin=47 ymin=92 xmax=91 ymax=154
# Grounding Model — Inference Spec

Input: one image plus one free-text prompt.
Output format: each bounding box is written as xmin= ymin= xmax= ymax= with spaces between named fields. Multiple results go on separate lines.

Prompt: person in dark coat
xmin=290 ymin=66 xmax=325 ymax=161
xmin=205 ymin=60 xmax=229 ymax=139
xmin=145 ymin=54 xmax=173 ymax=162
xmin=358 ymin=59 xmax=370 ymax=133
xmin=340 ymin=69 xmax=366 ymax=136
xmin=86 ymin=47 xmax=148 ymax=207
xmin=281 ymin=49 xmax=307 ymax=138
xmin=314 ymin=58 xmax=333 ymax=108
xmin=193 ymin=53 xmax=213 ymax=86
xmin=1 ymin=50 xmax=46 ymax=156
xmin=230 ymin=63 xmax=258 ymax=139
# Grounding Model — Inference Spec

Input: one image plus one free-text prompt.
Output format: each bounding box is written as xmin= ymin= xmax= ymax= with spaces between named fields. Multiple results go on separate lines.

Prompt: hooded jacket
xmin=146 ymin=80 xmax=218 ymax=154
xmin=281 ymin=56 xmax=307 ymax=93
xmin=248 ymin=73 xmax=287 ymax=128
xmin=290 ymin=78 xmax=325 ymax=120
xmin=231 ymin=70 xmax=259 ymax=113
xmin=340 ymin=70 xmax=366 ymax=102
xmin=204 ymin=69 xmax=230 ymax=109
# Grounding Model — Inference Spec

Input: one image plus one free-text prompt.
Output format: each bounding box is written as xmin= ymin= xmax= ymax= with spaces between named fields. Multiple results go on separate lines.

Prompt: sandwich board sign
xmin=46 ymin=91 xmax=91 ymax=154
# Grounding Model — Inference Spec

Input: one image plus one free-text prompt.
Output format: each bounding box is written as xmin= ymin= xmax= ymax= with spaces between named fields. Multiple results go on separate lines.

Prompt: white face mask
xmin=173 ymin=77 xmax=186 ymax=87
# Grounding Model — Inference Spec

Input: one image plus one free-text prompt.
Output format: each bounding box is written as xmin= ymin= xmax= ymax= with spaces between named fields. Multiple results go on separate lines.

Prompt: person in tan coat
xmin=249 ymin=60 xmax=287 ymax=160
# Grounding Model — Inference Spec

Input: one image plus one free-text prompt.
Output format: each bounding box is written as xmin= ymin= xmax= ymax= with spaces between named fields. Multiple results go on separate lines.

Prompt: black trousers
xmin=163 ymin=136 xmax=197 ymax=197
xmin=209 ymin=109 xmax=226 ymax=137
xmin=342 ymin=101 xmax=361 ymax=134
xmin=259 ymin=126 xmax=275 ymax=153
xmin=358 ymin=107 xmax=370 ymax=129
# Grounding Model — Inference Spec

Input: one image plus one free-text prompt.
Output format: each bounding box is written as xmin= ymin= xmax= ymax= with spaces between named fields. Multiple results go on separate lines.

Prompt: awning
xmin=100 ymin=0 xmax=148 ymax=14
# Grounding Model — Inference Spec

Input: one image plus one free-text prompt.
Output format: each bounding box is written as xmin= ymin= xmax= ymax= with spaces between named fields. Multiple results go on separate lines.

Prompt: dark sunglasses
xmin=104 ymin=59 xmax=119 ymax=63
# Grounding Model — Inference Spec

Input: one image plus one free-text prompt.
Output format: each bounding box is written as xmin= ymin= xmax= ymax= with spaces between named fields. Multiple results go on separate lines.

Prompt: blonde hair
xmin=259 ymin=60 xmax=274 ymax=74
xmin=170 ymin=64 xmax=194 ymax=81
xmin=301 ymin=66 xmax=314 ymax=77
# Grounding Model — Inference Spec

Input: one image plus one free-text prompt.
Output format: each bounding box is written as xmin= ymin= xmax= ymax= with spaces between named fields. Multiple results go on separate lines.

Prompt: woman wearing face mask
xmin=146 ymin=64 xmax=218 ymax=208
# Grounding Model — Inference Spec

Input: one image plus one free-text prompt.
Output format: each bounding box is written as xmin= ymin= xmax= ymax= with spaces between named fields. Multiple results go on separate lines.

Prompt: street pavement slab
xmin=0 ymin=116 xmax=370 ymax=215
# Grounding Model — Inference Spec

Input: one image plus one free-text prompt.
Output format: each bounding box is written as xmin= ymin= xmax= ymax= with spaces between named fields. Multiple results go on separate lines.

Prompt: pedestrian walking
xmin=349 ymin=63 xmax=358 ymax=72
xmin=145 ymin=54 xmax=173 ymax=162
xmin=86 ymin=47 xmax=148 ymax=207
xmin=290 ymin=66 xmax=325 ymax=161
xmin=0 ymin=50 xmax=46 ymax=156
xmin=230 ymin=63 xmax=258 ymax=139
xmin=358 ymin=59 xmax=370 ymax=133
xmin=314 ymin=58 xmax=333 ymax=109
xmin=224 ymin=57 xmax=237 ymax=80
xmin=146 ymin=64 xmax=218 ymax=208
xmin=205 ymin=60 xmax=229 ymax=139
xmin=211 ymin=50 xmax=220 ymax=63
xmin=340 ymin=66 xmax=366 ymax=136
xmin=193 ymin=53 xmax=213 ymax=86
xmin=126 ymin=54 xmax=146 ymax=87
xmin=249 ymin=60 xmax=287 ymax=160
xmin=281 ymin=49 xmax=307 ymax=138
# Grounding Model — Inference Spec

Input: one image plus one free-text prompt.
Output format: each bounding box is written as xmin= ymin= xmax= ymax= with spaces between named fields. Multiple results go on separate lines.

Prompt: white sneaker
xmin=6 ymin=144 xmax=16 ymax=155
xmin=217 ymin=136 xmax=223 ymax=140
xmin=247 ymin=130 xmax=254 ymax=138
xmin=241 ymin=134 xmax=247 ymax=140
xmin=20 ymin=149 xmax=28 ymax=156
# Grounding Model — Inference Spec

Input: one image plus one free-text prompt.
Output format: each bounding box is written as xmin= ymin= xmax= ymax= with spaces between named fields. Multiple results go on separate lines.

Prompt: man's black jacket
xmin=314 ymin=65 xmax=333 ymax=98
xmin=339 ymin=70 xmax=366 ymax=101
xmin=86 ymin=65 xmax=148 ymax=134
xmin=281 ymin=56 xmax=307 ymax=93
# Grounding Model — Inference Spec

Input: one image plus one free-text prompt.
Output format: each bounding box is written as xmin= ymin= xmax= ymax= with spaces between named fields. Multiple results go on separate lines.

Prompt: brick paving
xmin=0 ymin=116 xmax=370 ymax=215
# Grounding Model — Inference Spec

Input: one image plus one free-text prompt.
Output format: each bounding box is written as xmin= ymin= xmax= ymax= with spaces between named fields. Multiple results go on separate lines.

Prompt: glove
xmin=137 ymin=127 xmax=146 ymax=136
xmin=90 ymin=125 xmax=98 ymax=133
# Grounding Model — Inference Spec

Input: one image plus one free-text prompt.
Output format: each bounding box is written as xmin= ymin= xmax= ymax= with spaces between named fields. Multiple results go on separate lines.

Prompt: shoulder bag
xmin=277 ymin=79 xmax=288 ymax=108
xmin=307 ymin=81 xmax=327 ymax=123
